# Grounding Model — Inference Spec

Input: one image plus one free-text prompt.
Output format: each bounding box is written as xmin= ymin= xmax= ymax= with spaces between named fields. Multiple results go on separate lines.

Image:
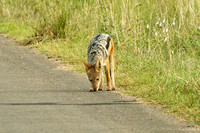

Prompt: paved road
xmin=0 ymin=35 xmax=199 ymax=133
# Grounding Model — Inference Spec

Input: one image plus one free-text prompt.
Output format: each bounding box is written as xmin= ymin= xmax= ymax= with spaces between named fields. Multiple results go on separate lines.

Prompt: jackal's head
xmin=83 ymin=59 xmax=102 ymax=91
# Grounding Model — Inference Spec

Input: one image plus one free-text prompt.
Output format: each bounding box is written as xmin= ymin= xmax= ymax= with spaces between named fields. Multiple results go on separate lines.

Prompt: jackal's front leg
xmin=105 ymin=61 xmax=112 ymax=91
xmin=99 ymin=72 xmax=104 ymax=91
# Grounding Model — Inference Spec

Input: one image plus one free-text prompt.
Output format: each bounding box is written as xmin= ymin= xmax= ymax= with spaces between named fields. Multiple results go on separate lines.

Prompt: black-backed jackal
xmin=83 ymin=33 xmax=116 ymax=91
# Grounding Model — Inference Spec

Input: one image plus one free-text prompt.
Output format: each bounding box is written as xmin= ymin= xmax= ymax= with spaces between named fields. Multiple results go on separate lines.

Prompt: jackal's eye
xmin=96 ymin=78 xmax=99 ymax=81
xmin=89 ymin=79 xmax=93 ymax=82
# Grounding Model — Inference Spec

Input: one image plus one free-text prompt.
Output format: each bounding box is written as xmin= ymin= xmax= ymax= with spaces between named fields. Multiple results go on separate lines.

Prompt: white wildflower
xmin=156 ymin=21 xmax=159 ymax=25
xmin=147 ymin=24 xmax=149 ymax=29
xmin=172 ymin=21 xmax=175 ymax=25
xmin=163 ymin=18 xmax=165 ymax=23
xmin=163 ymin=29 xmax=165 ymax=34
xmin=198 ymin=27 xmax=200 ymax=30
xmin=164 ymin=37 xmax=167 ymax=42
xmin=166 ymin=28 xmax=168 ymax=33
xmin=159 ymin=22 xmax=162 ymax=27
xmin=155 ymin=32 xmax=158 ymax=36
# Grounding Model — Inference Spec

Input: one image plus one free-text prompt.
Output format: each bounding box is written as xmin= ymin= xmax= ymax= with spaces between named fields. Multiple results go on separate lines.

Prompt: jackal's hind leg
xmin=105 ymin=61 xmax=112 ymax=91
xmin=110 ymin=52 xmax=115 ymax=91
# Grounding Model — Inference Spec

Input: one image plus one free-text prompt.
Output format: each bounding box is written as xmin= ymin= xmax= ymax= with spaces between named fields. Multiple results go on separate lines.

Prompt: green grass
xmin=0 ymin=0 xmax=200 ymax=125
xmin=0 ymin=21 xmax=33 ymax=40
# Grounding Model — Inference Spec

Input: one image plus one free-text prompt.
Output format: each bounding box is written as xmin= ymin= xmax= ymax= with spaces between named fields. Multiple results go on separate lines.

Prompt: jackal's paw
xmin=106 ymin=88 xmax=112 ymax=91
xmin=112 ymin=88 xmax=116 ymax=91
xmin=106 ymin=87 xmax=116 ymax=91
xmin=98 ymin=88 xmax=103 ymax=91
xmin=90 ymin=88 xmax=97 ymax=92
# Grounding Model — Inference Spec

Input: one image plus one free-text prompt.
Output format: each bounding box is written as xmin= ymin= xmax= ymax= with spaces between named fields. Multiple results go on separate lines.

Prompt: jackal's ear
xmin=95 ymin=58 xmax=101 ymax=71
xmin=83 ymin=61 xmax=90 ymax=72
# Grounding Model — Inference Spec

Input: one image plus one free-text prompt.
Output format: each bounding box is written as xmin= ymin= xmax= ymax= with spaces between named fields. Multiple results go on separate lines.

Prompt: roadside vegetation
xmin=0 ymin=0 xmax=200 ymax=125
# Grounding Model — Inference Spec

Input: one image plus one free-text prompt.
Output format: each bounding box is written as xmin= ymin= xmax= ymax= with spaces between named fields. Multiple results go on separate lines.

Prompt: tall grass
xmin=1 ymin=0 xmax=200 ymax=124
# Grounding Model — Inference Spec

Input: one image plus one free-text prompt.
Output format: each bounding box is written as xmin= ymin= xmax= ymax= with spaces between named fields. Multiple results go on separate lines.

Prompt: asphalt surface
xmin=0 ymin=35 xmax=199 ymax=133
